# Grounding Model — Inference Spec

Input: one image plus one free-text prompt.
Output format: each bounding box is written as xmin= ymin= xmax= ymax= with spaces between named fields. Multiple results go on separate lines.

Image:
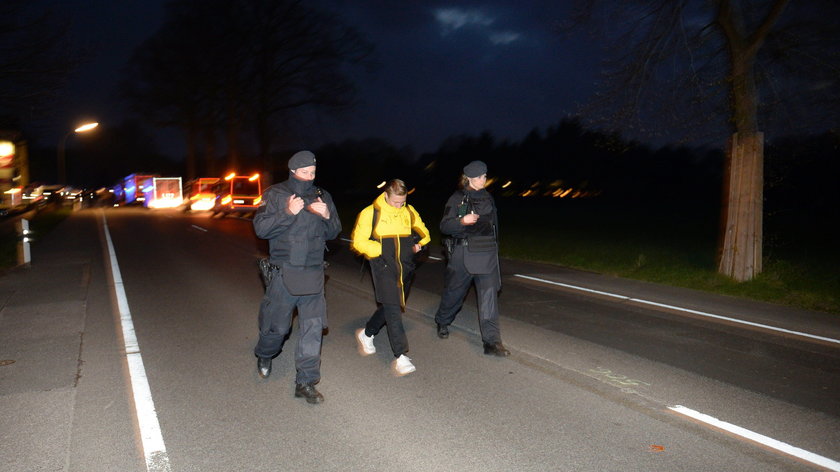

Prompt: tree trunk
xmin=203 ymin=127 xmax=217 ymax=177
xmin=712 ymin=0 xmax=788 ymax=282
xmin=718 ymin=131 xmax=763 ymax=281
xmin=185 ymin=125 xmax=198 ymax=182
xmin=255 ymin=110 xmax=272 ymax=184
xmin=226 ymin=93 xmax=241 ymax=171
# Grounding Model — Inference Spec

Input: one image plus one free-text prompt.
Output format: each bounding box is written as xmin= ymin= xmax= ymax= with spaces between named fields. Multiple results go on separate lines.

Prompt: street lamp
xmin=57 ymin=122 xmax=99 ymax=185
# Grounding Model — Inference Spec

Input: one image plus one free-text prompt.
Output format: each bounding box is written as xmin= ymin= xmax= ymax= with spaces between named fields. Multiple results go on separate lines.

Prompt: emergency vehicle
xmin=184 ymin=177 xmax=220 ymax=211
xmin=115 ymin=173 xmax=156 ymax=205
xmin=212 ymin=172 xmax=262 ymax=217
xmin=145 ymin=177 xmax=183 ymax=209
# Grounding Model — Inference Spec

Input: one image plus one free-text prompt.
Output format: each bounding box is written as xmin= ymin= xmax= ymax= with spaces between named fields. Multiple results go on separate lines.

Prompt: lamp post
xmin=57 ymin=122 xmax=98 ymax=185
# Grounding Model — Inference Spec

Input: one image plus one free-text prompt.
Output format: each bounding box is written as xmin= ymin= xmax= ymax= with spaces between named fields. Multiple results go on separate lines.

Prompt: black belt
xmin=266 ymin=261 xmax=329 ymax=270
xmin=450 ymin=238 xmax=469 ymax=246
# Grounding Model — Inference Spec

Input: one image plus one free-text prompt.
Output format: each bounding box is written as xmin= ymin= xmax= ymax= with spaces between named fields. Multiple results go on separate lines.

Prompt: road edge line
xmin=102 ymin=212 xmax=171 ymax=472
xmin=668 ymin=405 xmax=840 ymax=471
xmin=513 ymin=274 xmax=840 ymax=346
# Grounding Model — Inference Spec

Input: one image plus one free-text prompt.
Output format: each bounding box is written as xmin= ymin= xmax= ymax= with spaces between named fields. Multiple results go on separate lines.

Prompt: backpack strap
xmin=370 ymin=206 xmax=380 ymax=241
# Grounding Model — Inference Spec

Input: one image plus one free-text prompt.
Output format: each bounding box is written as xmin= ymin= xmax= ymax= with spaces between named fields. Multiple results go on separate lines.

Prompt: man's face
xmin=292 ymin=165 xmax=316 ymax=181
xmin=385 ymin=192 xmax=407 ymax=209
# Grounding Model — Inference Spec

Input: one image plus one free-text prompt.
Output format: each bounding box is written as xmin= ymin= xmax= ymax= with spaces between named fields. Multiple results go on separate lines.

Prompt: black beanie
xmin=288 ymin=150 xmax=317 ymax=170
xmin=463 ymin=160 xmax=487 ymax=178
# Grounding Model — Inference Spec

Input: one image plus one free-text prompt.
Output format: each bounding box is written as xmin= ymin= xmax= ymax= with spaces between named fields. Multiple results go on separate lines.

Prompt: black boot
xmin=295 ymin=383 xmax=324 ymax=404
xmin=483 ymin=342 xmax=510 ymax=357
xmin=436 ymin=323 xmax=449 ymax=339
xmin=257 ymin=357 xmax=272 ymax=378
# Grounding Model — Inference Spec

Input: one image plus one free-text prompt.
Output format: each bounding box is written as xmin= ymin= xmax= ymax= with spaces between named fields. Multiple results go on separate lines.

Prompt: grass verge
xmin=350 ymin=193 xmax=838 ymax=315
xmin=498 ymin=198 xmax=839 ymax=315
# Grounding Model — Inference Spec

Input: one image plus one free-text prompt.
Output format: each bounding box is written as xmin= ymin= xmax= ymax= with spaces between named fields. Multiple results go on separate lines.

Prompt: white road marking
xmin=669 ymin=405 xmax=840 ymax=471
xmin=190 ymin=224 xmax=208 ymax=232
xmin=102 ymin=214 xmax=171 ymax=472
xmin=338 ymin=236 xmax=833 ymax=343
xmin=513 ymin=274 xmax=840 ymax=346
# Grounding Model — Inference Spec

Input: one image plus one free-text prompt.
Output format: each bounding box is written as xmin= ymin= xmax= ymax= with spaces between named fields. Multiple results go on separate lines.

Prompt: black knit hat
xmin=288 ymin=150 xmax=316 ymax=170
xmin=463 ymin=160 xmax=487 ymax=178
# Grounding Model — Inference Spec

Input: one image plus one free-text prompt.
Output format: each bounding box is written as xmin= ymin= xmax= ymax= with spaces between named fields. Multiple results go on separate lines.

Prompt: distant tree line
xmin=764 ymin=131 xmax=839 ymax=248
xmin=319 ymin=118 xmax=726 ymax=209
xmin=120 ymin=0 xmax=373 ymax=182
xmin=315 ymin=119 xmax=836 ymax=251
xmin=21 ymin=112 xmax=836 ymax=257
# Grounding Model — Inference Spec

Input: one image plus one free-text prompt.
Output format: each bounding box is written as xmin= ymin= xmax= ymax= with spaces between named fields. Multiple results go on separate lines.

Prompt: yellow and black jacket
xmin=351 ymin=192 xmax=431 ymax=308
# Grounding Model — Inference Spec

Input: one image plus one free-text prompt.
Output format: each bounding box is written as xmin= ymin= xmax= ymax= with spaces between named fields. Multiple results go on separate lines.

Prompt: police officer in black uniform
xmin=434 ymin=160 xmax=510 ymax=357
xmin=253 ymin=150 xmax=342 ymax=404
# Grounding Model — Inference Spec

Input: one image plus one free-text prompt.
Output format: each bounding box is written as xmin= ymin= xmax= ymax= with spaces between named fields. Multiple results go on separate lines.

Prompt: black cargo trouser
xmin=434 ymin=246 xmax=501 ymax=344
xmin=254 ymin=274 xmax=324 ymax=385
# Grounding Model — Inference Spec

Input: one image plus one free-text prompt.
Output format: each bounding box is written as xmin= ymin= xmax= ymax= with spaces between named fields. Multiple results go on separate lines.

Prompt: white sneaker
xmin=356 ymin=329 xmax=376 ymax=355
xmin=393 ymin=354 xmax=416 ymax=376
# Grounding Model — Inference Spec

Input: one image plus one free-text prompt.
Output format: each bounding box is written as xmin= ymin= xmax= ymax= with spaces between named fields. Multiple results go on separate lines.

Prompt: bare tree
xmin=567 ymin=0 xmax=840 ymax=281
xmin=121 ymin=0 xmax=229 ymax=180
xmin=121 ymin=0 xmax=372 ymax=181
xmin=0 ymin=0 xmax=82 ymax=127
xmin=241 ymin=0 xmax=372 ymax=173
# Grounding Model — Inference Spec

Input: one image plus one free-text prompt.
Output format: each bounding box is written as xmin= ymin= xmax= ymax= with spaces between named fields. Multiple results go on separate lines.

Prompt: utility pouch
xmin=281 ymin=262 xmax=324 ymax=296
xmin=463 ymin=235 xmax=496 ymax=274
xmin=467 ymin=235 xmax=497 ymax=252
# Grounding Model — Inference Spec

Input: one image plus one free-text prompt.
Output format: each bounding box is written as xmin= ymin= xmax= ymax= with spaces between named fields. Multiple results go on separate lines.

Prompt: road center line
xmin=669 ymin=405 xmax=840 ymax=471
xmin=513 ymin=274 xmax=840 ymax=346
xmin=102 ymin=214 xmax=172 ymax=472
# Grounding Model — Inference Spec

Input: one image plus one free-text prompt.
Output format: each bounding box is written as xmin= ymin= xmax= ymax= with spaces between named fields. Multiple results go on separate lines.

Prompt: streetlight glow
xmin=74 ymin=122 xmax=99 ymax=133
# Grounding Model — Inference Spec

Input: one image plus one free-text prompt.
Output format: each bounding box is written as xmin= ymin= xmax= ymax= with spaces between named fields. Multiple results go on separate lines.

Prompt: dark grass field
xmin=339 ymin=191 xmax=838 ymax=315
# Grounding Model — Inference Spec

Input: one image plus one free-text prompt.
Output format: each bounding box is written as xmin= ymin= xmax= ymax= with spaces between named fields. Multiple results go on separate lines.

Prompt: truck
xmin=212 ymin=172 xmax=262 ymax=217
xmin=145 ymin=177 xmax=183 ymax=209
xmin=184 ymin=177 xmax=220 ymax=211
xmin=115 ymin=173 xmax=156 ymax=206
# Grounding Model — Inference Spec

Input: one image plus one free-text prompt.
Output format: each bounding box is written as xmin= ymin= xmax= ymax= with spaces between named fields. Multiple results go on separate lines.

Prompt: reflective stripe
xmin=396 ymin=238 xmax=405 ymax=309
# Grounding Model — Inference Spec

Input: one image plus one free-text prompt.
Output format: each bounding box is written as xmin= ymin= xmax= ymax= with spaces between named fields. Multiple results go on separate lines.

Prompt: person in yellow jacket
xmin=351 ymin=179 xmax=431 ymax=375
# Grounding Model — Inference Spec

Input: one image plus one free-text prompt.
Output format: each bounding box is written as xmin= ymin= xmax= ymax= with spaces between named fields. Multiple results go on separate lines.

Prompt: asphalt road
xmin=44 ymin=208 xmax=840 ymax=471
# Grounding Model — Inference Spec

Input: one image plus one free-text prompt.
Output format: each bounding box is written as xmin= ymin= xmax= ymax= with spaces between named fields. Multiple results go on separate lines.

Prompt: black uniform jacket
xmin=440 ymin=187 xmax=500 ymax=277
xmin=253 ymin=174 xmax=341 ymax=293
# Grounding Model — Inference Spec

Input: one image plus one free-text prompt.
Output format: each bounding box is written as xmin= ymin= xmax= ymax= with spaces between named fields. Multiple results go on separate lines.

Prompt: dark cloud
xmin=306 ymin=1 xmax=599 ymax=152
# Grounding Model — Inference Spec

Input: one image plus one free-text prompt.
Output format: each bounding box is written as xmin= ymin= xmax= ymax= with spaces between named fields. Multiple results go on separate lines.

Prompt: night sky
xmin=42 ymin=0 xmax=600 ymax=157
